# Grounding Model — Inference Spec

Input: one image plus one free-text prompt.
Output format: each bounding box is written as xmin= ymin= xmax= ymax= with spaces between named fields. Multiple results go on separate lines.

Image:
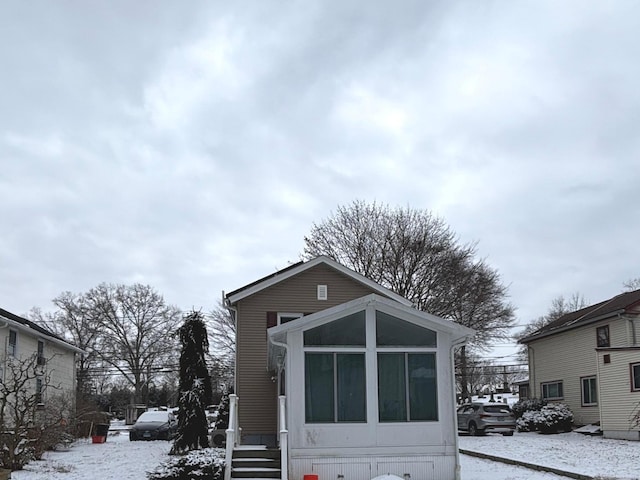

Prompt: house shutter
xmin=267 ymin=311 xmax=277 ymax=329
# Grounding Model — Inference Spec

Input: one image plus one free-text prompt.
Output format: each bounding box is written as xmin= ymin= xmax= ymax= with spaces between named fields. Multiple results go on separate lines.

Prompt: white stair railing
xmin=278 ymin=395 xmax=288 ymax=480
xmin=224 ymin=394 xmax=239 ymax=480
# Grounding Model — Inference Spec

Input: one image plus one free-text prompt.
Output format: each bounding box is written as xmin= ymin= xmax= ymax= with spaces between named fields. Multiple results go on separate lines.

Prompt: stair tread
xmin=232 ymin=467 xmax=280 ymax=472
xmin=234 ymin=458 xmax=278 ymax=462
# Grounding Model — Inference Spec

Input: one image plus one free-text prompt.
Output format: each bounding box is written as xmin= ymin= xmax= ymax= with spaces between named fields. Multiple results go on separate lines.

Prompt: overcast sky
xmin=2 ymin=1 xmax=638 ymax=363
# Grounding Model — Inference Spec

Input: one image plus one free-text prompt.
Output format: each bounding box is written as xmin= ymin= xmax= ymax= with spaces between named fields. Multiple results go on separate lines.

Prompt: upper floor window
xmin=630 ymin=319 xmax=640 ymax=346
xmin=631 ymin=363 xmax=640 ymax=392
xmin=37 ymin=340 xmax=46 ymax=365
xmin=581 ymin=376 xmax=597 ymax=406
xmin=541 ymin=381 xmax=564 ymax=400
xmin=596 ymin=325 xmax=610 ymax=347
xmin=7 ymin=330 xmax=17 ymax=356
xmin=278 ymin=313 xmax=303 ymax=325
xmin=35 ymin=377 xmax=43 ymax=404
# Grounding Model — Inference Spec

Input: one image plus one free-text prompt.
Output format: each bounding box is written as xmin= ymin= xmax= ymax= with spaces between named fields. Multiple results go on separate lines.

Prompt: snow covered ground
xmin=9 ymin=429 xmax=640 ymax=480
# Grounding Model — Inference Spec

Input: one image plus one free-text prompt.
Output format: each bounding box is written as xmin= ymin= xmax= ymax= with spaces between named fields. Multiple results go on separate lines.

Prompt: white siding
xmin=291 ymin=455 xmax=456 ymax=480
xmin=596 ymin=349 xmax=640 ymax=439
xmin=529 ymin=320 xmax=610 ymax=425
xmin=1 ymin=328 xmax=77 ymax=405
xmin=528 ymin=317 xmax=637 ymax=426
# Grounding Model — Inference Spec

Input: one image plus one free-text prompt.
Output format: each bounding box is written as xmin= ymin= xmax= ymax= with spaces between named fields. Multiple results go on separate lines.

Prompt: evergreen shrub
xmin=147 ymin=448 xmax=224 ymax=480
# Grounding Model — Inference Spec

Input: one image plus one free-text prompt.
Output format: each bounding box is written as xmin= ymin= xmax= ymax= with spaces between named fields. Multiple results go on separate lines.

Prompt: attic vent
xmin=317 ymin=284 xmax=328 ymax=300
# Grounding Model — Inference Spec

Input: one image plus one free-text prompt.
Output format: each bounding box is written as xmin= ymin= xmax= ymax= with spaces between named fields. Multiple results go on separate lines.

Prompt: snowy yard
xmin=9 ymin=429 xmax=640 ymax=480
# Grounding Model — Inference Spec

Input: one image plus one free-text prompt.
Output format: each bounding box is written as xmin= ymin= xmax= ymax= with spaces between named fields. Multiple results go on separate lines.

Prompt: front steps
xmin=231 ymin=445 xmax=281 ymax=479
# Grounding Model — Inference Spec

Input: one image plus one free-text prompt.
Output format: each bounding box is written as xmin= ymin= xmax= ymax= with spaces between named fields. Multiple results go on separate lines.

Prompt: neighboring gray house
xmin=223 ymin=256 xmax=474 ymax=480
xmin=0 ymin=307 xmax=83 ymax=412
xmin=520 ymin=289 xmax=640 ymax=441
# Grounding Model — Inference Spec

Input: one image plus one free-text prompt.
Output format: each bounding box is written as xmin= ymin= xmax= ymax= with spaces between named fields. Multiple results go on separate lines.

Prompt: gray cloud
xmin=2 ymin=0 xmax=639 ymax=361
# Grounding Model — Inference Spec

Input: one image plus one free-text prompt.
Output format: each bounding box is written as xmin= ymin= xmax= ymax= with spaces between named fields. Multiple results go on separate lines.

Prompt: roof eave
xmin=519 ymin=308 xmax=626 ymax=344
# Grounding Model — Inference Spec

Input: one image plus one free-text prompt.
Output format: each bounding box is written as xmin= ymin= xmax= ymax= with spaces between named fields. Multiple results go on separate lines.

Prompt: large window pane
xmin=408 ymin=354 xmax=437 ymax=420
xmin=304 ymin=311 xmax=366 ymax=346
xmin=305 ymin=353 xmax=334 ymax=422
xmin=376 ymin=311 xmax=436 ymax=347
xmin=337 ymin=354 xmax=366 ymax=422
xmin=378 ymin=353 xmax=407 ymax=422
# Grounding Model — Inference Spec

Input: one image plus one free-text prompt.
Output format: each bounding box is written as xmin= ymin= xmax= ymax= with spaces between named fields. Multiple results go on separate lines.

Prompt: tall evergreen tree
xmin=171 ymin=311 xmax=212 ymax=454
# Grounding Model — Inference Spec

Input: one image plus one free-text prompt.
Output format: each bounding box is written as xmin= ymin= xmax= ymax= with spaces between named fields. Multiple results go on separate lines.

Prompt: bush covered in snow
xmin=517 ymin=403 xmax=573 ymax=434
xmin=511 ymin=398 xmax=546 ymax=419
xmin=147 ymin=448 xmax=225 ymax=480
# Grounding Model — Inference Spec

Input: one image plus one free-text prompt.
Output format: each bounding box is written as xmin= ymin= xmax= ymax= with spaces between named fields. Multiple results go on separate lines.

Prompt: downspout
xmin=451 ymin=334 xmax=472 ymax=480
xmin=269 ymin=336 xmax=289 ymax=480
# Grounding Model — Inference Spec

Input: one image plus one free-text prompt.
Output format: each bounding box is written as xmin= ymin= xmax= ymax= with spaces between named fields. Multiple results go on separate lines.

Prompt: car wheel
xmin=502 ymin=431 xmax=514 ymax=436
xmin=468 ymin=422 xmax=482 ymax=436
xmin=129 ymin=432 xmax=137 ymax=441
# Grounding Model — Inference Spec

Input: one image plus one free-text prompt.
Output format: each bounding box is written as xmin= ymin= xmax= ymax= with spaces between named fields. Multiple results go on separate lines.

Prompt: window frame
xmin=377 ymin=351 xmax=438 ymax=422
xmin=304 ymin=351 xmax=367 ymax=423
xmin=541 ymin=380 xmax=564 ymax=400
xmin=7 ymin=329 xmax=17 ymax=356
xmin=580 ymin=375 xmax=598 ymax=406
xmin=35 ymin=377 xmax=44 ymax=405
xmin=596 ymin=325 xmax=610 ymax=348
xmin=278 ymin=312 xmax=303 ymax=326
xmin=631 ymin=363 xmax=640 ymax=392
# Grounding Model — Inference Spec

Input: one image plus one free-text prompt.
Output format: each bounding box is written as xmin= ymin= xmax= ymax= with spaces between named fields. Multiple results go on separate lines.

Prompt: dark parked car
xmin=457 ymin=402 xmax=516 ymax=436
xmin=129 ymin=410 xmax=177 ymax=441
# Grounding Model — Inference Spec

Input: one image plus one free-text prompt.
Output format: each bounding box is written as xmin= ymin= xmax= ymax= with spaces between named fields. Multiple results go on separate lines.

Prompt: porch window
xmin=541 ymin=381 xmax=564 ymax=400
xmin=581 ymin=376 xmax=597 ymax=406
xmin=376 ymin=311 xmax=436 ymax=347
xmin=304 ymin=311 xmax=366 ymax=347
xmin=378 ymin=353 xmax=437 ymax=421
xmin=631 ymin=363 xmax=640 ymax=392
xmin=305 ymin=352 xmax=366 ymax=422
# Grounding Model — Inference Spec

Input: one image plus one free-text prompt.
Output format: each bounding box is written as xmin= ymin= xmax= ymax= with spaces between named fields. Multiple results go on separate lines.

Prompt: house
xmin=519 ymin=289 xmax=640 ymax=441
xmin=223 ymin=256 xmax=474 ymax=480
xmin=0 ymin=307 xmax=83 ymax=412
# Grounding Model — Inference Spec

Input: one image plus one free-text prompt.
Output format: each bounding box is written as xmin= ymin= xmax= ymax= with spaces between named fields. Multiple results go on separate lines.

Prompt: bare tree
xmin=0 ymin=353 xmax=72 ymax=470
xmin=207 ymin=301 xmax=236 ymax=360
xmin=85 ymin=283 xmax=182 ymax=404
xmin=516 ymin=292 xmax=588 ymax=361
xmin=206 ymin=302 xmax=236 ymax=400
xmin=29 ymin=291 xmax=102 ymax=399
xmin=623 ymin=278 xmax=640 ymax=292
xmin=304 ymin=200 xmax=515 ymax=399
xmin=304 ymin=201 xmax=478 ymax=315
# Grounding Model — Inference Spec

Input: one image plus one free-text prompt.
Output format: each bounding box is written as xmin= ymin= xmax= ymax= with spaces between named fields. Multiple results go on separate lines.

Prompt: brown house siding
xmin=234 ymin=263 xmax=385 ymax=439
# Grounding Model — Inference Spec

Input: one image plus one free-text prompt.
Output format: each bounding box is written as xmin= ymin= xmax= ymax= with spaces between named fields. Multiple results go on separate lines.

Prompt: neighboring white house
xmin=519 ymin=289 xmax=640 ymax=441
xmin=0 ymin=307 xmax=83 ymax=410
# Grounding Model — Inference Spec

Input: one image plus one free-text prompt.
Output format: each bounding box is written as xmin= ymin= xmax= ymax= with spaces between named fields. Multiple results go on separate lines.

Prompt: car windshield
xmin=483 ymin=405 xmax=512 ymax=414
xmin=136 ymin=411 xmax=169 ymax=423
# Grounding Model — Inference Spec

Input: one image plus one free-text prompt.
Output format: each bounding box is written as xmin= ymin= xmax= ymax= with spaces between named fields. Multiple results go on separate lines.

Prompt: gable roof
xmin=520 ymin=288 xmax=640 ymax=343
xmin=0 ymin=307 xmax=84 ymax=354
xmin=225 ymin=256 xmax=413 ymax=306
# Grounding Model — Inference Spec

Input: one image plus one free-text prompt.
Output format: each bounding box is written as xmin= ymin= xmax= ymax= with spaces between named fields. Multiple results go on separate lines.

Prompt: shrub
xmin=147 ymin=448 xmax=225 ymax=480
xmin=517 ymin=403 xmax=573 ymax=434
xmin=511 ymin=398 xmax=546 ymax=419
